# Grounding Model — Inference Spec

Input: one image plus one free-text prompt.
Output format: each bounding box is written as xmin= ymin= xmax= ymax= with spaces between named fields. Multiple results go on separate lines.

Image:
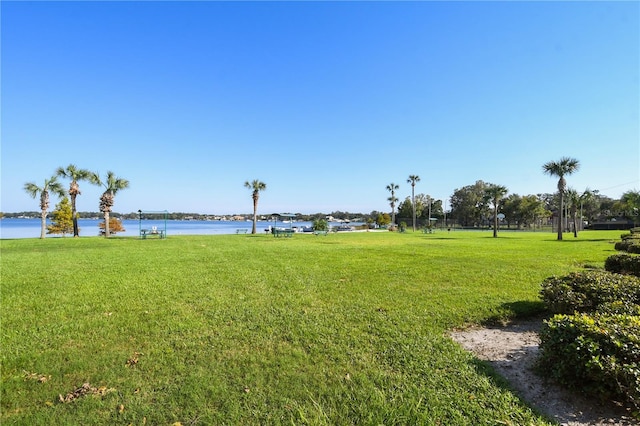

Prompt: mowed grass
xmin=1 ymin=230 xmax=620 ymax=425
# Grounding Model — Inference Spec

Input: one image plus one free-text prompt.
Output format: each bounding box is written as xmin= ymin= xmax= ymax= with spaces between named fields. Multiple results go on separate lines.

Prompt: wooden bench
xmin=313 ymin=230 xmax=328 ymax=236
xmin=273 ymin=229 xmax=294 ymax=238
xmin=236 ymin=229 xmax=248 ymax=234
xmin=140 ymin=229 xmax=165 ymax=239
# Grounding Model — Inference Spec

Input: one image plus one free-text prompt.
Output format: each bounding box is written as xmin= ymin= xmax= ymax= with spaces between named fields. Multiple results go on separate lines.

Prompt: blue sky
xmin=2 ymin=1 xmax=638 ymax=215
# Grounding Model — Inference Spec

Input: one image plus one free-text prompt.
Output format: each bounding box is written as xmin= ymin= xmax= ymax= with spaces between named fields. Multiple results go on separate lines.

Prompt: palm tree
xmin=92 ymin=171 xmax=130 ymax=238
xmin=485 ymin=184 xmax=508 ymax=238
xmin=56 ymin=164 xmax=92 ymax=237
xmin=23 ymin=176 xmax=66 ymax=239
xmin=244 ymin=179 xmax=266 ymax=234
xmin=565 ymin=188 xmax=581 ymax=238
xmin=386 ymin=183 xmax=399 ymax=227
xmin=407 ymin=175 xmax=420 ymax=231
xmin=542 ymin=157 xmax=580 ymax=240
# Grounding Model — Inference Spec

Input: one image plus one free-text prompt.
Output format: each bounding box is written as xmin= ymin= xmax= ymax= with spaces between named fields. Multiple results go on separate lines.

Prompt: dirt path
xmin=450 ymin=319 xmax=635 ymax=425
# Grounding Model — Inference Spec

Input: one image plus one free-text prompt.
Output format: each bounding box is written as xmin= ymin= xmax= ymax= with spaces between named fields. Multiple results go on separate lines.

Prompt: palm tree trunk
xmin=71 ymin=193 xmax=79 ymax=237
xmin=493 ymin=206 xmax=498 ymax=238
xmin=411 ymin=186 xmax=416 ymax=232
xmin=40 ymin=209 xmax=47 ymax=239
xmin=251 ymin=195 xmax=258 ymax=234
xmin=557 ymin=192 xmax=564 ymax=240
xmin=104 ymin=211 xmax=110 ymax=237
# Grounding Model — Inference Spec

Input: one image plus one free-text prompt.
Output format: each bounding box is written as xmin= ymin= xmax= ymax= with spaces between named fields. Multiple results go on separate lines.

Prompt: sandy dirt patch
xmin=450 ymin=318 xmax=635 ymax=425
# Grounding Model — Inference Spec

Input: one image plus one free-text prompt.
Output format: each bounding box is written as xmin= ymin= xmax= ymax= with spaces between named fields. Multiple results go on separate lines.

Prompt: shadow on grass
xmin=482 ymin=300 xmax=548 ymax=327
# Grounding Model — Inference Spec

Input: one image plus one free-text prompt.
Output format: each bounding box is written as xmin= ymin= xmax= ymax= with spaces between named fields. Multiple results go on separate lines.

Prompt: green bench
xmin=273 ymin=229 xmax=294 ymax=238
xmin=313 ymin=230 xmax=328 ymax=236
xmin=236 ymin=229 xmax=248 ymax=234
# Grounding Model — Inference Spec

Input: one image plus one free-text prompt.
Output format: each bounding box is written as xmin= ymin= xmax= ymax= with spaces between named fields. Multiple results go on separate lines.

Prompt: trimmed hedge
xmin=540 ymin=271 xmax=640 ymax=315
xmin=605 ymin=254 xmax=640 ymax=277
xmin=537 ymin=313 xmax=640 ymax=410
xmin=615 ymin=240 xmax=639 ymax=252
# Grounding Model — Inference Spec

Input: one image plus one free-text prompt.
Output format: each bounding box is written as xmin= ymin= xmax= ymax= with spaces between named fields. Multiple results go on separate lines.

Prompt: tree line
xmin=386 ymin=157 xmax=639 ymax=240
xmin=19 ymin=157 xmax=640 ymax=239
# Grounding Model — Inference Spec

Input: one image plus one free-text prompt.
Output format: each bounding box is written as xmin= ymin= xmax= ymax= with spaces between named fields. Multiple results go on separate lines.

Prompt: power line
xmin=596 ymin=180 xmax=640 ymax=192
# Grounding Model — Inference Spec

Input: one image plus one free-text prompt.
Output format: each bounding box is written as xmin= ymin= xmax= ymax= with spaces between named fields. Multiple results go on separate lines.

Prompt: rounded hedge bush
xmin=537 ymin=313 xmax=640 ymax=410
xmin=540 ymin=271 xmax=640 ymax=315
xmin=605 ymin=254 xmax=640 ymax=277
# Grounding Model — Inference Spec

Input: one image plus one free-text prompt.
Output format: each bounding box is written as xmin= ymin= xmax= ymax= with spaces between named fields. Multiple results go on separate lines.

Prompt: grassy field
xmin=1 ymin=230 xmax=621 ymax=425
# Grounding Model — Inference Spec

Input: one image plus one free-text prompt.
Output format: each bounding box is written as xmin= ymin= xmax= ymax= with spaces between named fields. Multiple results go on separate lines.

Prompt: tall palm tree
xmin=56 ymin=164 xmax=92 ymax=237
xmin=244 ymin=179 xmax=266 ymax=234
xmin=485 ymin=184 xmax=508 ymax=238
xmin=386 ymin=183 xmax=399 ymax=226
xmin=92 ymin=171 xmax=130 ymax=238
xmin=23 ymin=176 xmax=66 ymax=239
xmin=407 ymin=175 xmax=420 ymax=231
xmin=542 ymin=157 xmax=580 ymax=240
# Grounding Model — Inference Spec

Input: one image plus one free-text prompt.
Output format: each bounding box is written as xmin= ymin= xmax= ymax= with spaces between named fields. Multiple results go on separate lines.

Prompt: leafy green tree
xmin=244 ymin=179 xmax=266 ymax=234
xmin=376 ymin=213 xmax=391 ymax=227
xmin=397 ymin=197 xmax=413 ymax=221
xmin=542 ymin=157 xmax=580 ymax=240
xmin=91 ymin=171 xmax=130 ymax=238
xmin=501 ymin=194 xmax=522 ymax=228
xmin=56 ymin=164 xmax=93 ymax=237
xmin=386 ymin=183 xmax=399 ymax=225
xmin=501 ymin=194 xmax=548 ymax=229
xmin=485 ymin=184 xmax=508 ymax=237
xmin=47 ymin=196 xmax=74 ymax=236
xmin=617 ymin=190 xmax=640 ymax=220
xmin=24 ymin=176 xmax=66 ymax=239
xmin=407 ymin=175 xmax=420 ymax=231
xmin=449 ymin=180 xmax=490 ymax=227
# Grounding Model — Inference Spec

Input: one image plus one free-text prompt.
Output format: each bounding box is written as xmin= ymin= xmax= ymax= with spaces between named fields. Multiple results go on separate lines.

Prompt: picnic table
xmin=140 ymin=228 xmax=165 ymax=239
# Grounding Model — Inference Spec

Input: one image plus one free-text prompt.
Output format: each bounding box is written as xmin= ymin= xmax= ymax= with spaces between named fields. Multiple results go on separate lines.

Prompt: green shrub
xmin=621 ymin=233 xmax=640 ymax=241
xmin=312 ymin=218 xmax=328 ymax=231
xmin=540 ymin=271 xmax=640 ymax=314
xmin=605 ymin=254 xmax=640 ymax=277
xmin=537 ymin=313 xmax=640 ymax=410
xmin=615 ymin=240 xmax=640 ymax=253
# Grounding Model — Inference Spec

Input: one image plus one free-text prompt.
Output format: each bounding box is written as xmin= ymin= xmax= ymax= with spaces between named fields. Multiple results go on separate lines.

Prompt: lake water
xmin=0 ymin=218 xmax=361 ymax=239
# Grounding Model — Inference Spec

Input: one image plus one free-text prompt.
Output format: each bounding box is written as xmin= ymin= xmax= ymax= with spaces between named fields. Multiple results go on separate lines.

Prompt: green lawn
xmin=1 ymin=230 xmax=621 ymax=425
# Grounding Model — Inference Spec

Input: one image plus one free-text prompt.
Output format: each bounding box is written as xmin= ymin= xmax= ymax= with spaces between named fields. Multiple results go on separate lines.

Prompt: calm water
xmin=0 ymin=218 xmax=359 ymax=239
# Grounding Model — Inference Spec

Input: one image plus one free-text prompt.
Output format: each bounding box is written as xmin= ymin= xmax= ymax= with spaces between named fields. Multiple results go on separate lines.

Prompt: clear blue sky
xmin=2 ymin=1 xmax=638 ymax=215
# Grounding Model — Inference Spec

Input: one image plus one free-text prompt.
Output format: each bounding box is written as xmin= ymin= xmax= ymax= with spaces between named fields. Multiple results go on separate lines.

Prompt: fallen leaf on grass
xmin=23 ymin=371 xmax=51 ymax=383
xmin=126 ymin=351 xmax=144 ymax=367
xmin=58 ymin=383 xmax=115 ymax=403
